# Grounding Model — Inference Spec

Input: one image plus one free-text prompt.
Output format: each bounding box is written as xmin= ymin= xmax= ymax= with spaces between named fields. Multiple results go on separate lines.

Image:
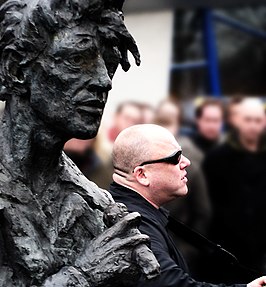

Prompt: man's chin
xmin=71 ymin=115 xmax=103 ymax=138
xmin=66 ymin=123 xmax=100 ymax=140
xmin=178 ymin=186 xmax=188 ymax=197
xmin=72 ymin=129 xmax=99 ymax=140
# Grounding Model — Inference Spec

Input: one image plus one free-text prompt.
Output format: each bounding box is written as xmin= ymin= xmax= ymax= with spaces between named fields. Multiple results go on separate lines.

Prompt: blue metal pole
xmin=171 ymin=60 xmax=207 ymax=71
xmin=213 ymin=13 xmax=266 ymax=40
xmin=202 ymin=8 xmax=222 ymax=97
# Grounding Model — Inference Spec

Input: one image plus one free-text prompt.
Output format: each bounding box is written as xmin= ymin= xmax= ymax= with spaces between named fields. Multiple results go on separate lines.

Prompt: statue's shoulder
xmin=0 ymin=160 xmax=12 ymax=185
xmin=59 ymin=152 xmax=114 ymax=210
xmin=0 ymin=160 xmax=12 ymax=210
xmin=0 ymin=160 xmax=33 ymax=208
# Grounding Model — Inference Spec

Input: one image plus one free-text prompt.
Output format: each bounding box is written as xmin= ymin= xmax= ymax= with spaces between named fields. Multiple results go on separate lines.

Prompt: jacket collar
xmin=109 ymin=181 xmax=169 ymax=227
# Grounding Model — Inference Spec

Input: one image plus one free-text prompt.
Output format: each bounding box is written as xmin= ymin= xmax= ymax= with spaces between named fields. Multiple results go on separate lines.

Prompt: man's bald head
xmin=238 ymin=98 xmax=265 ymax=118
xmin=112 ymin=124 xmax=178 ymax=174
xmin=234 ymin=98 xmax=266 ymax=146
xmin=112 ymin=124 xmax=190 ymax=207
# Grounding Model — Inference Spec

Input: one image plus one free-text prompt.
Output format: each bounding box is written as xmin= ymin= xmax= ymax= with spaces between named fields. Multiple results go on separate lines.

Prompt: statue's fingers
xmin=108 ymin=212 xmax=141 ymax=237
xmin=112 ymin=234 xmax=150 ymax=251
xmin=75 ymin=235 xmax=150 ymax=276
xmin=97 ymin=212 xmax=142 ymax=243
xmin=104 ymin=202 xmax=129 ymax=227
xmin=133 ymin=245 xmax=160 ymax=280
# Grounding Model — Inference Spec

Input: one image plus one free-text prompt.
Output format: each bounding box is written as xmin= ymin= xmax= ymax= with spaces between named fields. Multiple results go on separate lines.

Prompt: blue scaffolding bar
xmin=171 ymin=8 xmax=266 ymax=97
xmin=202 ymin=8 xmax=222 ymax=97
xmin=171 ymin=60 xmax=207 ymax=71
xmin=213 ymin=13 xmax=266 ymax=40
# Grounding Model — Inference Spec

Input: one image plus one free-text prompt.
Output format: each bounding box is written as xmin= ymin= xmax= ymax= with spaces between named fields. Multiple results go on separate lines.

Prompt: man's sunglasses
xmin=138 ymin=150 xmax=182 ymax=168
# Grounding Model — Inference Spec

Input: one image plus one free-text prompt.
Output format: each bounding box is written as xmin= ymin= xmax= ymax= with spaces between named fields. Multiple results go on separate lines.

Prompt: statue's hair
xmin=0 ymin=0 xmax=140 ymax=100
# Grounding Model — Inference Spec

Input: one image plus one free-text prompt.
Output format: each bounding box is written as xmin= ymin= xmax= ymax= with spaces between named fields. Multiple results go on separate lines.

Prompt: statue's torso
xmin=0 ymin=153 xmax=113 ymax=286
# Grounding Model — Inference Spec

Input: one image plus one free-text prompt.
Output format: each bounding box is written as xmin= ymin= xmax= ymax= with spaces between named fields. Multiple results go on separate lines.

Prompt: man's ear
xmin=1 ymin=49 xmax=29 ymax=98
xmin=134 ymin=166 xmax=150 ymax=187
xmin=3 ymin=50 xmax=26 ymax=84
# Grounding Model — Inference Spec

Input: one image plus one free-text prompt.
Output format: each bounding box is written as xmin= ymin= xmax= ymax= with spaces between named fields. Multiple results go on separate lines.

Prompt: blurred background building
xmin=101 ymin=0 xmax=266 ymax=126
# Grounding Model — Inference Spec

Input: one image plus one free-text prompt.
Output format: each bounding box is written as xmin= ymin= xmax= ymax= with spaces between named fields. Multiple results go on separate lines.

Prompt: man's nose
xmin=180 ymin=155 xmax=191 ymax=169
xmin=88 ymin=59 xmax=112 ymax=92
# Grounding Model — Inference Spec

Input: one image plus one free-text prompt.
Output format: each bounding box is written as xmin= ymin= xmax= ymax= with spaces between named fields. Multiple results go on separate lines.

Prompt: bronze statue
xmin=0 ymin=0 xmax=159 ymax=286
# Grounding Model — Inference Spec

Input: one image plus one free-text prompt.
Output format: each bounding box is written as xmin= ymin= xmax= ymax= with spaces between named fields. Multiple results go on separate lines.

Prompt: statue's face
xmin=29 ymin=23 xmax=119 ymax=139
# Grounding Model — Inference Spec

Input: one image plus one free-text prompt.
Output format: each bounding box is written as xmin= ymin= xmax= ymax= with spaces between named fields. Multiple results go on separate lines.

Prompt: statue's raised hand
xmin=75 ymin=203 xmax=160 ymax=286
xmin=43 ymin=203 xmax=160 ymax=287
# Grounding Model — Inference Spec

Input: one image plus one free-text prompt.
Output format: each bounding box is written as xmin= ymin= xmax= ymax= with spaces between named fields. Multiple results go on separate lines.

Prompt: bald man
xmin=109 ymin=124 xmax=266 ymax=287
xmin=203 ymin=98 xmax=266 ymax=283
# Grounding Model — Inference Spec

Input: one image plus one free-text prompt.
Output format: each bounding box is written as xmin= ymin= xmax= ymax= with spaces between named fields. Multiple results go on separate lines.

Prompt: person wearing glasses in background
xmin=109 ymin=124 xmax=266 ymax=287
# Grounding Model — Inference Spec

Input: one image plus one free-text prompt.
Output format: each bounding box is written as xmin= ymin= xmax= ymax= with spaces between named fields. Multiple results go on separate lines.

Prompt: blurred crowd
xmin=63 ymin=96 xmax=266 ymax=283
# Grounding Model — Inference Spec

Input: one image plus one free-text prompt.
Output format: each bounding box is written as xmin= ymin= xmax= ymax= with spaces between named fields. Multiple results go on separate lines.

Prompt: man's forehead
xmin=153 ymin=138 xmax=180 ymax=154
xmin=52 ymin=24 xmax=98 ymax=50
xmin=240 ymin=105 xmax=265 ymax=119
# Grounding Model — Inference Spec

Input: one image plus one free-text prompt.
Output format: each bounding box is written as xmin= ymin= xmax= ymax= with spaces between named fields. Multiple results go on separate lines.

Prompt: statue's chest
xmin=0 ymin=155 xmax=112 ymax=282
xmin=1 ymin=181 xmax=106 ymax=282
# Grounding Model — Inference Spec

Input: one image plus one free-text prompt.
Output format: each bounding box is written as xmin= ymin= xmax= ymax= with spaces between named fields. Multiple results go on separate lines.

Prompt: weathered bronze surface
xmin=0 ymin=0 xmax=160 ymax=286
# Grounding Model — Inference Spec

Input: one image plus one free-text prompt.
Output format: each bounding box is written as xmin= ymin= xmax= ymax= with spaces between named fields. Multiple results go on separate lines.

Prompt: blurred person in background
xmin=140 ymin=103 xmax=155 ymax=124
xmin=64 ymin=138 xmax=113 ymax=189
xmin=154 ymin=98 xmax=212 ymax=277
xmin=154 ymin=98 xmax=204 ymax=168
xmin=108 ymin=101 xmax=143 ymax=142
xmin=154 ymin=98 xmax=181 ymax=135
xmin=191 ymin=98 xmax=224 ymax=155
xmin=226 ymin=96 xmax=244 ymax=130
xmin=203 ymin=97 xmax=266 ymax=283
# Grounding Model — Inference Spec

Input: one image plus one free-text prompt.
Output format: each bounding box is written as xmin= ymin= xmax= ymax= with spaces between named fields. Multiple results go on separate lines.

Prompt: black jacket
xmin=203 ymin=134 xmax=266 ymax=279
xmin=109 ymin=182 xmax=246 ymax=287
xmin=191 ymin=133 xmax=220 ymax=155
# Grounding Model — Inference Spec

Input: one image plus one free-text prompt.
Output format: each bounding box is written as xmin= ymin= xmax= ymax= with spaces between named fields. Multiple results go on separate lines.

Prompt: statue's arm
xmin=43 ymin=207 xmax=159 ymax=287
xmin=42 ymin=266 xmax=90 ymax=287
xmin=0 ymin=207 xmax=16 ymax=287
xmin=0 ymin=205 xmax=88 ymax=287
xmin=0 ymin=206 xmax=157 ymax=287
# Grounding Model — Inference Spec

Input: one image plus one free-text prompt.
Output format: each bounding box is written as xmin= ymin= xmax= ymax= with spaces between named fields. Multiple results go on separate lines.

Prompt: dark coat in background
xmin=203 ymin=133 xmax=266 ymax=282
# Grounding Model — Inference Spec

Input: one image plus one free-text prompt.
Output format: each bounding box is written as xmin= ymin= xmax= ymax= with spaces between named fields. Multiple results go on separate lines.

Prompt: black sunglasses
xmin=138 ymin=150 xmax=182 ymax=168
